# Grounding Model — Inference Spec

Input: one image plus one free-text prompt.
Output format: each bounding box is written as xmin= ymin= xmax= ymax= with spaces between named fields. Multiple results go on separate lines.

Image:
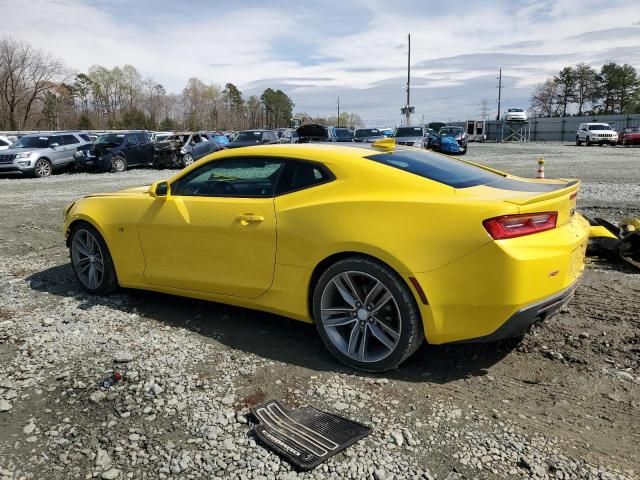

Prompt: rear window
xmin=394 ymin=127 xmax=423 ymax=137
xmin=365 ymin=149 xmax=503 ymax=188
xmin=365 ymin=149 xmax=565 ymax=191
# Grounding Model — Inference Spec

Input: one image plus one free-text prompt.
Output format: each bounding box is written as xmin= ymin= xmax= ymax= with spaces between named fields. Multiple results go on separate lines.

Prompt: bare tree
xmin=530 ymin=79 xmax=559 ymax=117
xmin=0 ymin=37 xmax=66 ymax=129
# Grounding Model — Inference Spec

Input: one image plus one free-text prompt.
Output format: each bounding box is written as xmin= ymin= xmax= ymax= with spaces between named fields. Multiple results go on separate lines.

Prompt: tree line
xmin=0 ymin=37 xmax=296 ymax=131
xmin=530 ymin=62 xmax=640 ymax=117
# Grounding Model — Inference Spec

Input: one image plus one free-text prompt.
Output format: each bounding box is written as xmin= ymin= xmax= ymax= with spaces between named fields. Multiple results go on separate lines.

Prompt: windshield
xmin=588 ymin=125 xmax=612 ymax=131
xmin=335 ymin=128 xmax=352 ymax=139
xmin=439 ymin=127 xmax=463 ymax=137
xmin=354 ymin=129 xmax=382 ymax=138
xmin=12 ymin=136 xmax=50 ymax=149
xmin=624 ymin=127 xmax=639 ymax=133
xmin=234 ymin=131 xmax=262 ymax=142
xmin=394 ymin=127 xmax=423 ymax=137
xmin=508 ymin=108 xmax=524 ymax=112
xmin=96 ymin=134 xmax=125 ymax=145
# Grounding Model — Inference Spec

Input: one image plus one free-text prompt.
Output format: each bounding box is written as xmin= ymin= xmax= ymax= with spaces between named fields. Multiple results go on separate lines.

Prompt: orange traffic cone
xmin=537 ymin=158 xmax=545 ymax=179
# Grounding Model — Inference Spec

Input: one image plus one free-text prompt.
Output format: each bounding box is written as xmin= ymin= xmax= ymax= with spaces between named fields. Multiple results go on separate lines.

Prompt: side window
xmin=0 ymin=139 xmax=7 ymax=147
xmin=171 ymin=157 xmax=284 ymax=197
xmin=136 ymin=133 xmax=149 ymax=144
xmin=79 ymin=134 xmax=91 ymax=142
xmin=276 ymin=160 xmax=333 ymax=195
xmin=126 ymin=135 xmax=138 ymax=145
xmin=62 ymin=135 xmax=80 ymax=145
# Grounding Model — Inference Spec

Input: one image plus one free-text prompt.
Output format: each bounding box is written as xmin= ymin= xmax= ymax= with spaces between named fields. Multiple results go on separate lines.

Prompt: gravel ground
xmin=0 ymin=142 xmax=638 ymax=480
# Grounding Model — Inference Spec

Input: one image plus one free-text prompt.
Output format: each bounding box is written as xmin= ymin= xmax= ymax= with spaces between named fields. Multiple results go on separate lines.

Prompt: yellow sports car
xmin=63 ymin=141 xmax=589 ymax=371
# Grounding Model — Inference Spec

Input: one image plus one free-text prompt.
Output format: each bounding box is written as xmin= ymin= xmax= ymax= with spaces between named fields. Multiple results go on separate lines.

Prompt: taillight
xmin=483 ymin=212 xmax=557 ymax=240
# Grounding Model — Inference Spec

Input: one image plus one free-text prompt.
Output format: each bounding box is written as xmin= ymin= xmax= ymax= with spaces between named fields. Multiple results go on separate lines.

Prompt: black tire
xmin=586 ymin=137 xmax=591 ymax=146
xmin=33 ymin=158 xmax=52 ymax=178
xmin=459 ymin=148 xmax=467 ymax=155
xmin=312 ymin=256 xmax=423 ymax=372
xmin=110 ymin=156 xmax=127 ymax=173
xmin=182 ymin=153 xmax=194 ymax=168
xmin=69 ymin=222 xmax=118 ymax=295
xmin=576 ymin=136 xmax=582 ymax=146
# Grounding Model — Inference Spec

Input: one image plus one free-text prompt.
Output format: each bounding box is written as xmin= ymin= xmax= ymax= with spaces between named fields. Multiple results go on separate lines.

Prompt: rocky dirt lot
xmin=0 ymin=142 xmax=638 ymax=480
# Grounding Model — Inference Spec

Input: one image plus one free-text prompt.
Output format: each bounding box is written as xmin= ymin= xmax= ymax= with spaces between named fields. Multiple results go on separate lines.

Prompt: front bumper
xmin=0 ymin=162 xmax=34 ymax=174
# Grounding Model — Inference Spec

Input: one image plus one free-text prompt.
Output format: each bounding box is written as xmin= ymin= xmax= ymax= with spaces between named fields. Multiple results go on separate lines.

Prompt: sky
xmin=2 ymin=0 xmax=640 ymax=126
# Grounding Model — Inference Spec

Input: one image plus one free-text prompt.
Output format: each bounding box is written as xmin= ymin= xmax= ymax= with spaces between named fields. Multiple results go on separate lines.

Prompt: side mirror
xmin=149 ymin=181 xmax=169 ymax=198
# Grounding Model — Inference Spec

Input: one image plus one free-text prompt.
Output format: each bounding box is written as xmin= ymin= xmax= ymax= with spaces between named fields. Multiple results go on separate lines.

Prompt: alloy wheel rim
xmin=184 ymin=155 xmax=193 ymax=166
xmin=71 ymin=229 xmax=104 ymax=290
xmin=320 ymin=271 xmax=401 ymax=363
xmin=36 ymin=161 xmax=51 ymax=177
xmin=113 ymin=158 xmax=125 ymax=171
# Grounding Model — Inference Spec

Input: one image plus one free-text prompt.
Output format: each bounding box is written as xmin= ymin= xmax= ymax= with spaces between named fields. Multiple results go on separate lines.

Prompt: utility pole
xmin=406 ymin=33 xmax=411 ymax=126
xmin=336 ymin=97 xmax=340 ymax=127
xmin=496 ymin=69 xmax=503 ymax=121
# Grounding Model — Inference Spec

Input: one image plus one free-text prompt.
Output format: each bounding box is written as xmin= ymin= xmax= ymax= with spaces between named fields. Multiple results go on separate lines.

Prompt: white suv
xmin=576 ymin=123 xmax=618 ymax=146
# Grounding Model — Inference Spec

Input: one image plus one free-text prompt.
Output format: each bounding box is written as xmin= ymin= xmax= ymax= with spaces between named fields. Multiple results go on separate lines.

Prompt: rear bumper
xmin=412 ymin=213 xmax=589 ymax=344
xmin=455 ymin=280 xmax=579 ymax=343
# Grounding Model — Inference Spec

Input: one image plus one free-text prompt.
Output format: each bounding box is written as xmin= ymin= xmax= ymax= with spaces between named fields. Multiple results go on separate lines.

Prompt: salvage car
xmin=332 ymin=127 xmax=354 ymax=142
xmin=75 ymin=132 xmax=174 ymax=173
xmin=505 ymin=108 xmax=528 ymax=122
xmin=160 ymin=132 xmax=211 ymax=167
xmin=618 ymin=127 xmax=640 ymax=146
xmin=63 ymin=142 xmax=589 ymax=372
xmin=352 ymin=128 xmax=384 ymax=143
xmin=190 ymin=137 xmax=223 ymax=163
xmin=393 ymin=126 xmax=424 ymax=146
xmin=227 ymin=130 xmax=279 ymax=148
xmin=426 ymin=126 xmax=468 ymax=155
xmin=0 ymin=132 xmax=89 ymax=177
xmin=278 ymin=129 xmax=299 ymax=144
xmin=0 ymin=135 xmax=17 ymax=150
xmin=296 ymin=124 xmax=334 ymax=143
xmin=576 ymin=123 xmax=618 ymax=146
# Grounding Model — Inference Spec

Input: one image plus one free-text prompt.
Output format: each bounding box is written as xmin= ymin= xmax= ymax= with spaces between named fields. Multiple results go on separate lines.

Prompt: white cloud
xmin=2 ymin=0 xmax=639 ymax=125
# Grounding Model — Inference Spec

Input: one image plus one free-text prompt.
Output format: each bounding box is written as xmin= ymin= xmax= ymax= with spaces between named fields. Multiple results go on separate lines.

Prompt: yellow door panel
xmin=137 ymin=196 xmax=276 ymax=298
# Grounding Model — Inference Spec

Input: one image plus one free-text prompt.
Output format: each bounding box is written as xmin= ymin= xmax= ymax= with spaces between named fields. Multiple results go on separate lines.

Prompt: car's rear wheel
xmin=111 ymin=156 xmax=127 ymax=173
xmin=576 ymin=136 xmax=582 ymax=146
xmin=33 ymin=159 xmax=52 ymax=178
xmin=69 ymin=223 xmax=118 ymax=295
xmin=312 ymin=256 xmax=423 ymax=372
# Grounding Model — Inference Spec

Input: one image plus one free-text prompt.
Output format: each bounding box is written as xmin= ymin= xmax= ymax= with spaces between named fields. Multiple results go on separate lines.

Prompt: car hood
xmin=1 ymin=147 xmax=42 ymax=155
xmin=84 ymin=185 xmax=151 ymax=198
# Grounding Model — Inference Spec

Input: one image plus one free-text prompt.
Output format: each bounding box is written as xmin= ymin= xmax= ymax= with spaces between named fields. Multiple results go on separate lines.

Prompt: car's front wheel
xmin=33 ymin=159 xmax=52 ymax=178
xmin=312 ymin=256 xmax=423 ymax=372
xmin=586 ymin=137 xmax=592 ymax=146
xmin=182 ymin=153 xmax=194 ymax=168
xmin=110 ymin=156 xmax=127 ymax=173
xmin=69 ymin=223 xmax=118 ymax=295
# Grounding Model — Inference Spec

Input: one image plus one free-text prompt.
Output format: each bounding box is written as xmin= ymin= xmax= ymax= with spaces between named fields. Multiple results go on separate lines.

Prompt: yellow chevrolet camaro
xmin=63 ymin=141 xmax=589 ymax=371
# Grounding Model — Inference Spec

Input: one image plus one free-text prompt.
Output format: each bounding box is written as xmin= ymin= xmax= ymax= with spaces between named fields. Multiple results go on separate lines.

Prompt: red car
xmin=619 ymin=127 xmax=640 ymax=146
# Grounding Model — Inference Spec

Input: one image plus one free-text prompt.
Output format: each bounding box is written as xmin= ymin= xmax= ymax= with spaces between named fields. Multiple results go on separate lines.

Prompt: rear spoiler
xmin=504 ymin=180 xmax=580 ymax=206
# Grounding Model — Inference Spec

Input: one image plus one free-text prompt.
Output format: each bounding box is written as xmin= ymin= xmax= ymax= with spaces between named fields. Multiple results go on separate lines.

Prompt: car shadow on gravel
xmin=27 ymin=264 xmax=515 ymax=384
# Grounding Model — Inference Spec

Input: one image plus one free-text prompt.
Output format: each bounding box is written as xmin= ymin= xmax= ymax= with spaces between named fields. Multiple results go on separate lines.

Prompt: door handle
xmin=236 ymin=214 xmax=264 ymax=226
